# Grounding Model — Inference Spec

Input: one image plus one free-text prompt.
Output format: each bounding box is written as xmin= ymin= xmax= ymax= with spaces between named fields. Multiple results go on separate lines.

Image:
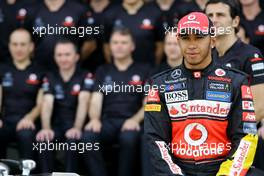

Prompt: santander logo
xmin=167 ymin=100 xmax=231 ymax=118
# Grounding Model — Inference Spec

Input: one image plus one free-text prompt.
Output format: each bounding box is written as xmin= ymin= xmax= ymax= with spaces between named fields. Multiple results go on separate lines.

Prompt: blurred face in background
xmin=239 ymin=0 xmax=258 ymax=6
xmin=205 ymin=2 xmax=239 ymax=36
xmin=237 ymin=26 xmax=250 ymax=44
xmin=9 ymin=30 xmax=34 ymax=62
xmin=54 ymin=43 xmax=79 ymax=71
xmin=164 ymin=33 xmax=182 ymax=62
xmin=123 ymin=0 xmax=140 ymax=6
xmin=110 ymin=32 xmax=135 ymax=61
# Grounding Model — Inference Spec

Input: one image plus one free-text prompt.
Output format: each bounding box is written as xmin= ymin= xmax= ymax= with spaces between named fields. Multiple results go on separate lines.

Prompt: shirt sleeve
xmin=144 ymin=79 xmax=184 ymax=176
xmin=42 ymin=73 xmax=54 ymax=95
xmin=244 ymin=50 xmax=264 ymax=85
xmin=81 ymin=72 xmax=94 ymax=92
xmin=217 ymin=77 xmax=258 ymax=176
xmin=92 ymin=66 xmax=105 ymax=92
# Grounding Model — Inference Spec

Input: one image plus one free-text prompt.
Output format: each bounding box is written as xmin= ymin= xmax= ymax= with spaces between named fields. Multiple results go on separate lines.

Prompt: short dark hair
xmin=110 ymin=27 xmax=135 ymax=43
xmin=205 ymin=0 xmax=241 ymax=33
xmin=55 ymin=38 xmax=78 ymax=53
xmin=206 ymin=0 xmax=240 ymax=18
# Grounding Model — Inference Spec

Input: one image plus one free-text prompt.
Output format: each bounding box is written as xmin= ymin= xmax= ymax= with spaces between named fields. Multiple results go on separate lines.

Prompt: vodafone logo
xmin=184 ymin=123 xmax=208 ymax=146
xmin=241 ymin=85 xmax=253 ymax=100
xmin=215 ymin=68 xmax=226 ymax=76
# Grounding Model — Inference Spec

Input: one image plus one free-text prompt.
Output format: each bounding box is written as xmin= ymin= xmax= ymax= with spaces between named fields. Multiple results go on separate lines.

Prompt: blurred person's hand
xmin=0 ymin=119 xmax=2 ymax=128
xmin=36 ymin=129 xmax=54 ymax=142
xmin=16 ymin=118 xmax=35 ymax=131
xmin=121 ymin=118 xmax=140 ymax=131
xmin=65 ymin=127 xmax=82 ymax=140
xmin=85 ymin=119 xmax=102 ymax=133
xmin=258 ymin=125 xmax=264 ymax=140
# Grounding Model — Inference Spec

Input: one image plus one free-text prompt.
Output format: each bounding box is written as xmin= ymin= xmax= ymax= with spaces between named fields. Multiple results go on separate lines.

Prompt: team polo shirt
xmin=103 ymin=3 xmax=163 ymax=65
xmin=93 ymin=62 xmax=150 ymax=119
xmin=0 ymin=61 xmax=44 ymax=121
xmin=42 ymin=67 xmax=94 ymax=125
xmin=214 ymin=39 xmax=264 ymax=85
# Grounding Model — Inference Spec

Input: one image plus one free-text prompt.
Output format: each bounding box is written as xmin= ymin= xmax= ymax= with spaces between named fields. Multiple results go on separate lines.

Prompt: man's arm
xmin=85 ymin=92 xmax=103 ymax=132
xmin=145 ymin=88 xmax=184 ymax=176
xmin=103 ymin=43 xmax=111 ymax=63
xmin=217 ymin=78 xmax=258 ymax=176
xmin=41 ymin=94 xmax=54 ymax=129
xmin=66 ymin=91 xmax=91 ymax=139
xmin=155 ymin=41 xmax=164 ymax=65
xmin=81 ymin=40 xmax=97 ymax=60
xmin=23 ymin=89 xmax=43 ymax=121
xmin=16 ymin=89 xmax=43 ymax=131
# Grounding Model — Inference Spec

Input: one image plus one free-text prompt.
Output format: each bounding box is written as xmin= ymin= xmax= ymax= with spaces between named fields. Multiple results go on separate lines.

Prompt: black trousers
xmin=37 ymin=125 xmax=79 ymax=173
xmin=0 ymin=119 xmax=36 ymax=160
xmin=81 ymin=117 xmax=141 ymax=176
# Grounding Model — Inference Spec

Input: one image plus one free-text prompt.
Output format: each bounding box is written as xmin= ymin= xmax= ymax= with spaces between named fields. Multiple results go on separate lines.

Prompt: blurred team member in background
xmin=103 ymin=0 xmax=163 ymax=65
xmin=237 ymin=23 xmax=250 ymax=44
xmin=154 ymin=31 xmax=183 ymax=74
xmin=205 ymin=0 xmax=264 ymax=122
xmin=206 ymin=0 xmax=264 ymax=171
xmin=80 ymin=0 xmax=112 ymax=73
xmin=82 ymin=28 xmax=149 ymax=176
xmin=150 ymin=0 xmax=184 ymax=34
xmin=176 ymin=0 xmax=208 ymax=18
xmin=0 ymin=0 xmax=35 ymax=62
xmin=35 ymin=40 xmax=94 ymax=173
xmin=239 ymin=0 xmax=264 ymax=55
xmin=24 ymin=0 xmax=96 ymax=71
xmin=0 ymin=29 xmax=43 ymax=161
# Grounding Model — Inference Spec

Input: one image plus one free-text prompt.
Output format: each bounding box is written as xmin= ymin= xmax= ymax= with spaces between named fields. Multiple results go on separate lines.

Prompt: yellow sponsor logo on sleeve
xmin=145 ymin=104 xmax=161 ymax=112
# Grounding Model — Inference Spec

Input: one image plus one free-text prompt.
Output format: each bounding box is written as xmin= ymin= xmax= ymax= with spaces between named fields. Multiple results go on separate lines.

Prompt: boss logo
xmin=165 ymin=90 xmax=188 ymax=103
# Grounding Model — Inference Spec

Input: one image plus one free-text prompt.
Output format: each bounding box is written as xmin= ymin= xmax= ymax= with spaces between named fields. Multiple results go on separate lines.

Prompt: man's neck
xmin=114 ymin=57 xmax=133 ymax=71
xmin=167 ymin=58 xmax=182 ymax=68
xmin=7 ymin=0 xmax=16 ymax=5
xmin=90 ymin=0 xmax=109 ymax=13
xmin=45 ymin=0 xmax=65 ymax=12
xmin=60 ymin=66 xmax=76 ymax=82
xmin=242 ymin=1 xmax=261 ymax=20
xmin=215 ymin=34 xmax=237 ymax=57
xmin=13 ymin=59 xmax=31 ymax=70
xmin=123 ymin=0 xmax=144 ymax=15
xmin=156 ymin=0 xmax=174 ymax=11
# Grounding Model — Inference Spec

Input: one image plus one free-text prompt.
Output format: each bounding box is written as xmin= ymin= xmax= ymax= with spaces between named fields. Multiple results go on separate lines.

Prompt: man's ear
xmin=232 ymin=16 xmax=240 ymax=29
xmin=210 ymin=36 xmax=216 ymax=49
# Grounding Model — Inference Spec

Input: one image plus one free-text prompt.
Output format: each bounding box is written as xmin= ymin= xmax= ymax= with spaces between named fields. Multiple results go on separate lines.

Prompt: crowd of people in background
xmin=0 ymin=0 xmax=264 ymax=175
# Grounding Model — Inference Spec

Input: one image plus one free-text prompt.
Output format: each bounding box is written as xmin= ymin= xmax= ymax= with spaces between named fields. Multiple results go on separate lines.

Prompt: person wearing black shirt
xmin=239 ymin=0 xmax=264 ymax=55
xmin=103 ymin=0 xmax=163 ymax=65
xmin=205 ymin=0 xmax=264 ymax=171
xmin=82 ymin=28 xmax=149 ymax=176
xmin=80 ymin=0 xmax=113 ymax=73
xmin=35 ymin=40 xmax=94 ymax=172
xmin=0 ymin=29 xmax=44 ymax=160
xmin=153 ymin=31 xmax=183 ymax=74
xmin=151 ymin=0 xmax=184 ymax=34
xmin=24 ymin=0 xmax=97 ymax=71
xmin=176 ymin=0 xmax=207 ymax=18
xmin=0 ymin=0 xmax=35 ymax=62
